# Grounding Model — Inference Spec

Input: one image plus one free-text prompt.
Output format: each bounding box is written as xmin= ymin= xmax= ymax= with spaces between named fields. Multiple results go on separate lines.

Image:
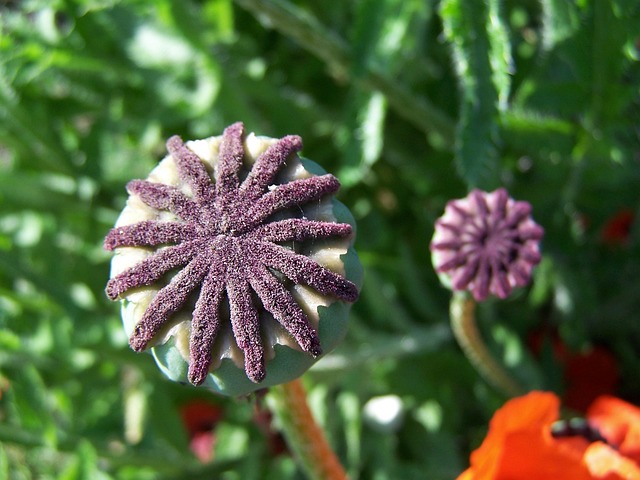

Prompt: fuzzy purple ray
xmin=240 ymin=135 xmax=303 ymax=199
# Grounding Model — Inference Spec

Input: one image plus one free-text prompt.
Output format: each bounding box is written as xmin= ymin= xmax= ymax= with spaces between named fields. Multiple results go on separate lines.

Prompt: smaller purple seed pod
xmin=104 ymin=122 xmax=362 ymax=396
xmin=430 ymin=188 xmax=544 ymax=302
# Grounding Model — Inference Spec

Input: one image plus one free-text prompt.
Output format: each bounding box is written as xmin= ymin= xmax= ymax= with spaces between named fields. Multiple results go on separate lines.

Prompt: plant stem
xmin=267 ymin=379 xmax=347 ymax=480
xmin=450 ymin=292 xmax=524 ymax=397
xmin=233 ymin=0 xmax=455 ymax=145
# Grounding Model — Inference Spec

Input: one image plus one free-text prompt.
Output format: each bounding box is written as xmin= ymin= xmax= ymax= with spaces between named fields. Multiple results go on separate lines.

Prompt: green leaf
xmin=440 ymin=0 xmax=512 ymax=188
xmin=0 ymin=443 xmax=8 ymax=480
xmin=337 ymin=90 xmax=387 ymax=187
xmin=203 ymin=0 xmax=235 ymax=40
xmin=501 ymin=108 xmax=576 ymax=159
xmin=57 ymin=440 xmax=112 ymax=480
xmin=6 ymin=364 xmax=59 ymax=445
xmin=540 ymin=0 xmax=580 ymax=50
xmin=0 ymin=73 xmax=75 ymax=176
xmin=337 ymin=390 xmax=362 ymax=473
xmin=0 ymin=172 xmax=79 ymax=212
xmin=350 ymin=0 xmax=430 ymax=76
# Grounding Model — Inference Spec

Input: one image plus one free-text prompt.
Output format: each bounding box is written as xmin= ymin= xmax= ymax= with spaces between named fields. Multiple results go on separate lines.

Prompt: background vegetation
xmin=1 ymin=0 xmax=639 ymax=478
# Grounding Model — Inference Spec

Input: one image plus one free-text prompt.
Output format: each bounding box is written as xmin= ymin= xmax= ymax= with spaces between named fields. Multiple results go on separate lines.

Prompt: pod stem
xmin=450 ymin=292 xmax=524 ymax=397
xmin=267 ymin=379 xmax=347 ymax=480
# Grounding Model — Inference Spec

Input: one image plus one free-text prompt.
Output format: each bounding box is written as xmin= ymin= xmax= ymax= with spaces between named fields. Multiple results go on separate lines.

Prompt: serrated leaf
xmin=486 ymin=1 xmax=513 ymax=109
xmin=501 ymin=108 xmax=576 ymax=158
xmin=440 ymin=0 xmax=512 ymax=188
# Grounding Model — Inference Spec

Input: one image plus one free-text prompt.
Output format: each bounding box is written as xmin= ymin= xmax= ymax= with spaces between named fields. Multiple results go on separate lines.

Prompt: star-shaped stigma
xmin=105 ymin=122 xmax=359 ymax=386
xmin=430 ymin=188 xmax=544 ymax=301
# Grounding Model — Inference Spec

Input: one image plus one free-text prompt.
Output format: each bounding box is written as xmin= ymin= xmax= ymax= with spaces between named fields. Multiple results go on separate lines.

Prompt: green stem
xmin=233 ymin=0 xmax=455 ymax=145
xmin=267 ymin=379 xmax=347 ymax=480
xmin=450 ymin=292 xmax=524 ymax=397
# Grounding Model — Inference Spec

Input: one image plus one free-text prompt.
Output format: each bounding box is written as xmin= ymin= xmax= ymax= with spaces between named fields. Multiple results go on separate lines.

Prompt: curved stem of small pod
xmin=267 ymin=379 xmax=347 ymax=480
xmin=450 ymin=292 xmax=524 ymax=398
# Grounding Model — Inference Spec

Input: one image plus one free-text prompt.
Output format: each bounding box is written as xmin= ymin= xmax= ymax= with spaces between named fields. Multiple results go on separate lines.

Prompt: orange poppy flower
xmin=588 ymin=396 xmax=640 ymax=465
xmin=457 ymin=392 xmax=640 ymax=480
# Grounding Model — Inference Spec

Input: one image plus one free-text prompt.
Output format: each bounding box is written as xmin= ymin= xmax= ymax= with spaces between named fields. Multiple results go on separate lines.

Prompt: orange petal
xmin=583 ymin=442 xmax=640 ymax=479
xmin=455 ymin=468 xmax=474 ymax=480
xmin=588 ymin=396 xmax=640 ymax=464
xmin=467 ymin=392 xmax=562 ymax=479
xmin=487 ymin=391 xmax=560 ymax=435
xmin=495 ymin=430 xmax=592 ymax=480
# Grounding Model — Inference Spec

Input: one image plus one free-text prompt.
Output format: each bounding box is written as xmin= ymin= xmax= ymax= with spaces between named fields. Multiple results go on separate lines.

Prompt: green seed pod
xmin=105 ymin=122 xmax=362 ymax=396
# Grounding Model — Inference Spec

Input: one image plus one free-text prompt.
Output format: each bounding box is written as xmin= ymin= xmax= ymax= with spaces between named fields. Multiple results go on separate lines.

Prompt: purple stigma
xmin=430 ymin=188 xmax=544 ymax=301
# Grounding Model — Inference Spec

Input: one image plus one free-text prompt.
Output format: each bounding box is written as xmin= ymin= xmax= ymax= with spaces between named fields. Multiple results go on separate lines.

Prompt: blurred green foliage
xmin=1 ymin=0 xmax=639 ymax=478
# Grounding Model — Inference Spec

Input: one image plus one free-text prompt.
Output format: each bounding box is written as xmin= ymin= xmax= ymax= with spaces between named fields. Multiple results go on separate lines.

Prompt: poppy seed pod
xmin=105 ymin=122 xmax=362 ymax=396
xmin=430 ymin=188 xmax=543 ymax=302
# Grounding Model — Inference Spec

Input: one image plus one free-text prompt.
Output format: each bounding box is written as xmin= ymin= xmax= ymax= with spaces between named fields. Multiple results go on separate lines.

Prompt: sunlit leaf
xmin=540 ymin=0 xmax=580 ymax=50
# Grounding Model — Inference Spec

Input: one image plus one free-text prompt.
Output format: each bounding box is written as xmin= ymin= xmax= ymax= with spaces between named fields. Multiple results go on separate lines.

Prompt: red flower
xmin=564 ymin=348 xmax=619 ymax=413
xmin=179 ymin=400 xmax=223 ymax=463
xmin=528 ymin=330 xmax=619 ymax=412
xmin=600 ymin=209 xmax=634 ymax=247
xmin=457 ymin=392 xmax=640 ymax=480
